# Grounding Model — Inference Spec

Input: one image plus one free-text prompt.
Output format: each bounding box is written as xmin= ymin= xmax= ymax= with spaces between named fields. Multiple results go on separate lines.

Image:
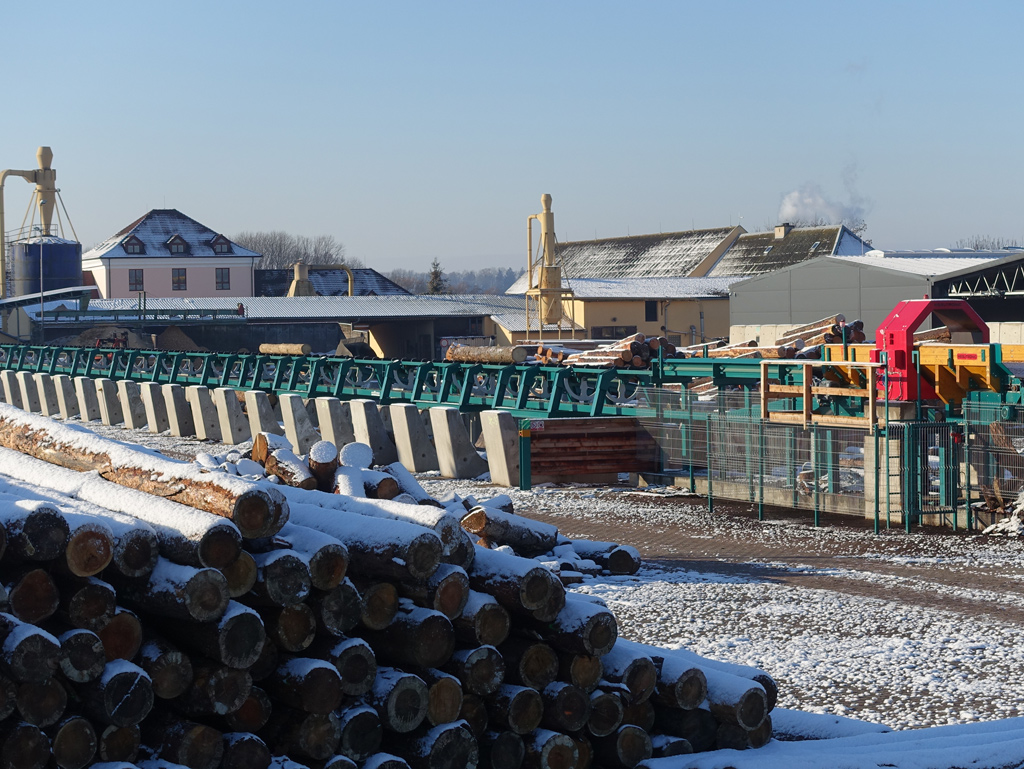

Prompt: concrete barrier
xmin=74 ymin=376 xmax=102 ymax=422
xmin=33 ymin=373 xmax=60 ymax=418
xmin=117 ymin=380 xmax=148 ymax=430
xmin=53 ymin=374 xmax=80 ymax=419
xmin=280 ymin=393 xmax=320 ymax=454
xmin=245 ymin=391 xmax=284 ymax=438
xmin=480 ymin=410 xmax=520 ymax=486
xmin=214 ymin=388 xmax=251 ymax=445
xmin=186 ymin=386 xmax=222 ymax=442
xmin=95 ymin=379 xmax=125 ymax=426
xmin=429 ymin=406 xmax=488 ymax=479
xmin=1 ymin=371 xmax=24 ymax=409
xmin=390 ymin=403 xmax=439 ymax=472
xmin=350 ymin=399 xmax=399 ymax=466
xmin=162 ymin=384 xmax=196 ymax=437
xmin=140 ymin=382 xmax=170 ymax=433
xmin=315 ymin=397 xmax=355 ymax=448
xmin=15 ymin=371 xmax=41 ymax=413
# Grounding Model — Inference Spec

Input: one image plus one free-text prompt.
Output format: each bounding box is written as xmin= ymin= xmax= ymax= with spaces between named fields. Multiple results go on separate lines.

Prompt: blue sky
xmin=3 ymin=1 xmax=1022 ymax=271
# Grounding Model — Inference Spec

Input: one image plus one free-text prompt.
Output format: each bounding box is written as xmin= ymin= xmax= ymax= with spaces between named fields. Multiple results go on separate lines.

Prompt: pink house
xmin=82 ymin=209 xmax=260 ymax=298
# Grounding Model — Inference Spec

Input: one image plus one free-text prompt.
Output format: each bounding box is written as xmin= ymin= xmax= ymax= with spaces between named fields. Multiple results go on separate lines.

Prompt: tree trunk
xmin=400 ymin=563 xmax=469 ymax=620
xmin=222 ymin=686 xmax=272 ymax=733
xmin=222 ymin=550 xmax=258 ymax=598
xmin=307 ymin=440 xmax=340 ymax=493
xmin=523 ymin=729 xmax=577 ymax=769
xmin=5 ymin=568 xmax=59 ymax=625
xmin=266 ymin=449 xmax=317 ymax=490
xmin=591 ymin=725 xmax=652 ymax=769
xmin=15 ymin=676 xmax=67 ymax=726
xmin=468 ymin=548 xmax=554 ymax=613
xmin=365 ymin=667 xmax=428 ymax=733
xmin=453 ymin=591 xmax=510 ymax=648
xmin=620 ymin=699 xmax=655 ymax=731
xmin=446 ymin=345 xmax=529 ymax=364
xmin=48 ymin=715 xmax=97 ymax=769
xmin=57 ymin=576 xmax=116 ymax=632
xmin=460 ymin=507 xmax=558 ymax=557
xmin=363 ymin=470 xmax=401 ymax=500
xmin=650 ymin=734 xmax=692 ymax=758
xmin=586 ymin=690 xmax=624 ymax=738
xmin=540 ymin=681 xmax=590 ymax=733
xmin=142 ymin=711 xmax=224 ymax=769
xmin=557 ymin=653 xmax=602 ymax=693
xmin=247 ymin=550 xmax=311 ymax=607
xmin=96 ymin=724 xmax=140 ymax=763
xmin=219 ymin=731 xmax=271 ymax=769
xmin=389 ymin=721 xmax=479 ymax=769
xmin=567 ymin=540 xmax=641 ymax=575
xmin=269 ymin=522 xmax=349 ymax=591
xmin=258 ymin=602 xmax=316 ymax=652
xmin=347 ymin=578 xmax=399 ymax=631
xmin=526 ymin=595 xmax=617 ymax=657
xmin=172 ymin=662 xmax=252 ymax=718
xmin=441 ymin=645 xmax=504 ymax=696
xmin=651 ymin=706 xmax=716 ymax=752
xmin=61 ymin=521 xmax=114 ymax=578
xmin=0 ymin=613 xmax=60 ymax=683
xmin=252 ymin=432 xmax=291 ymax=465
xmin=0 ymin=499 xmax=68 ymax=562
xmin=113 ymin=559 xmax=229 ymax=623
xmin=458 ymin=693 xmax=489 ymax=737
xmin=139 ymin=636 xmax=194 ymax=700
xmin=79 ymin=660 xmax=155 ymax=727
xmin=334 ymin=704 xmax=383 ymax=762
xmin=265 ymin=657 xmax=343 ymax=715
xmin=599 ymin=643 xmax=657 ymax=705
xmin=96 ymin=607 xmax=142 ymax=662
xmin=485 ymin=684 xmax=543 ymax=736
xmin=414 ymin=668 xmax=464 ymax=727
xmin=497 ymin=638 xmax=558 ymax=691
xmin=54 ymin=628 xmax=105 ymax=683
xmin=480 ymin=730 xmax=525 ymax=769
xmin=358 ymin=603 xmax=454 ymax=670
xmin=0 ymin=720 xmax=50 ymax=769
xmin=308 ymin=580 xmax=362 ymax=636
xmin=154 ymin=602 xmax=266 ymax=670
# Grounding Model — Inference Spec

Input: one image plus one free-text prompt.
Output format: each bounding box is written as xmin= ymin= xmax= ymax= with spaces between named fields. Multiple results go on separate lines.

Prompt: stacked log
xmin=562 ymin=334 xmax=681 ymax=370
xmin=0 ymin=402 xmax=780 ymax=768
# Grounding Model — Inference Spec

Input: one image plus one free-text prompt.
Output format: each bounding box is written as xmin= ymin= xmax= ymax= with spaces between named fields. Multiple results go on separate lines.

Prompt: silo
xmin=11 ymin=236 xmax=82 ymax=296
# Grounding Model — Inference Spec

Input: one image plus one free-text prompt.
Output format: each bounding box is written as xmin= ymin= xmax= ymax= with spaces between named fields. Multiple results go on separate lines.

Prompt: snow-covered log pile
xmin=0 ymin=401 xmax=782 ymax=769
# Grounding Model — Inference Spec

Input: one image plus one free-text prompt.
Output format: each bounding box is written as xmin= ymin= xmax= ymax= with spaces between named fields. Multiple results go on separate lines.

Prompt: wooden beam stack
xmin=0 ymin=402 xmax=779 ymax=769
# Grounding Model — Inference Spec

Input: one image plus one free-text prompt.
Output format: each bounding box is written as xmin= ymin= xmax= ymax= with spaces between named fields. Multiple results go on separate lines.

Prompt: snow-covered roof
xmin=829 ymin=249 xmax=1013 ymax=277
xmin=48 ymin=294 xmax=526 ymax=321
xmin=506 ymin=227 xmax=737 ymax=292
xmin=707 ymin=226 xmax=848 ymax=277
xmin=488 ymin=313 xmax=584 ymax=334
xmin=83 ymin=209 xmax=260 ymax=260
xmin=254 ymin=268 xmax=410 ymax=297
xmin=563 ymin=276 xmax=736 ymax=299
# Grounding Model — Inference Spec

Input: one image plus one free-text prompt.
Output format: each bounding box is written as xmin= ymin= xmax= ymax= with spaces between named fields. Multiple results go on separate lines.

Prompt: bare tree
xmin=953 ymin=235 xmax=1022 ymax=250
xmin=234 ymin=231 xmax=361 ymax=269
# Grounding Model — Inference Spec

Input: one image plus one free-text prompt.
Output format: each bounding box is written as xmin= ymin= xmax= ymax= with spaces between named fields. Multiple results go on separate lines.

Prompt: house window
xmin=645 ymin=301 xmax=659 ymax=322
xmin=172 ymin=268 xmax=187 ymax=291
xmin=167 ymin=235 xmax=189 ymax=255
xmin=763 ymin=246 xmax=773 ymax=255
xmin=213 ymin=243 xmax=231 ymax=254
xmin=170 ymin=242 xmax=186 ymax=254
xmin=216 ymin=267 xmax=231 ymax=290
xmin=128 ymin=269 xmax=144 ymax=292
xmin=810 ymin=241 xmax=821 ymax=251
xmin=123 ymin=236 xmax=144 ymax=254
xmin=591 ymin=325 xmax=637 ymax=340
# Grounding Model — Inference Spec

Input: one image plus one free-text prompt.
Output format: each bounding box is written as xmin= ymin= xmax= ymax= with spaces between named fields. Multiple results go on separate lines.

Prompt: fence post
xmin=964 ymin=426 xmax=973 ymax=531
xmin=758 ymin=418 xmax=765 ymax=521
xmin=706 ymin=417 xmax=714 ymax=515
xmin=518 ymin=419 xmax=532 ymax=491
xmin=873 ymin=424 xmax=880 ymax=534
xmin=812 ymin=424 xmax=820 ymax=527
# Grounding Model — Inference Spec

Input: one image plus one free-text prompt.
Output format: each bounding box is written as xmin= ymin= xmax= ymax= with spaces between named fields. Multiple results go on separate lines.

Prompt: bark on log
xmin=259 ymin=343 xmax=312 ymax=356
xmin=142 ymin=711 xmax=224 ymax=769
xmin=247 ymin=550 xmax=311 ymax=607
xmin=309 ymin=580 xmax=362 ymax=636
xmin=389 ymin=721 xmax=479 ymax=769
xmin=586 ymin=690 xmax=624 ymax=738
xmin=172 ymin=661 xmax=252 ymax=718
xmin=485 ymin=684 xmax=543 ymax=736
xmin=358 ymin=601 xmax=454 ymax=670
xmin=139 ymin=636 xmax=194 ymax=699
xmin=345 ymin=578 xmax=398 ymax=631
xmin=48 ymin=715 xmax=97 ymax=769
xmin=96 ymin=607 xmax=142 ymax=662
xmin=54 ymin=628 xmax=105 ymax=683
xmin=480 ymin=730 xmax=525 ymax=769
xmin=446 ymin=345 xmax=529 ymax=365
xmin=353 ymin=755 xmax=406 ymax=769
xmin=616 ymin=640 xmax=707 ymax=711
xmin=263 ymin=709 xmax=341 ymax=760
xmin=15 ymin=676 xmax=67 ymax=726
xmin=264 ymin=657 xmax=343 ymax=715
xmin=258 ymin=602 xmax=316 ymax=652
xmin=399 ymin=563 xmax=470 ymax=620
xmin=97 ymin=724 xmax=140 ymax=763
xmin=529 ymin=575 xmax=565 ymax=624
xmin=222 ymin=550 xmax=258 ymax=598
xmin=287 ymin=500 xmax=443 ymax=584
xmin=568 ymin=733 xmax=593 ymax=769
xmin=540 ymin=681 xmax=590 ymax=733
xmin=600 ymin=643 xmax=657 ymax=705
xmin=0 ymin=674 xmax=14 ymax=720
xmin=0 ymin=613 xmax=60 ymax=683
xmin=220 ymin=731 xmax=271 ymax=769
xmin=307 ymin=636 xmax=377 ymax=696
xmin=413 ymin=668 xmax=464 ymax=727
xmin=222 ymin=686 xmax=272 ymax=733
xmin=364 ymin=667 xmax=428 ymax=734
xmin=453 ymin=591 xmax=510 ymax=648
xmin=567 ymin=540 xmax=641 ymax=576
xmin=523 ymin=729 xmax=577 ymax=769
xmin=0 ymin=498 xmax=68 ymax=562
xmin=497 ymin=638 xmax=558 ymax=691
xmin=0 ymin=413 xmax=287 ymax=539
xmin=264 ymin=522 xmax=350 ymax=591
xmin=252 ymin=432 xmax=291 ymax=466
xmin=381 ymin=462 xmax=436 ymax=505
xmin=113 ymin=558 xmax=229 ymax=623
xmin=362 ymin=470 xmax=401 ymax=500
xmin=441 ymin=645 xmax=504 ymax=696
xmin=458 ymin=693 xmax=489 ymax=737
xmin=651 ymin=706 xmax=716 ymax=752
xmin=460 ymin=507 xmax=558 ymax=557
xmin=526 ymin=594 xmax=617 ymax=657
xmin=307 ymin=440 xmax=340 ymax=493
xmin=649 ymin=734 xmax=692 ymax=758
xmin=654 ymin=647 xmax=766 ymax=729
xmin=155 ymin=602 xmax=266 ymax=670
xmin=335 ymin=704 xmax=383 ymax=763
xmin=60 ymin=519 xmax=114 ymax=578
xmin=620 ymin=700 xmax=655 ymax=731
xmin=557 ymin=653 xmax=602 ymax=694
xmin=468 ymin=547 xmax=554 ymax=613
xmin=4 ymin=568 xmax=59 ymax=625
xmin=56 ymin=576 xmax=115 ymax=632
xmin=266 ymin=449 xmax=317 ymax=490
xmin=0 ymin=720 xmax=50 ymax=769
xmin=80 ymin=659 xmax=155 ymax=727
xmin=247 ymin=634 xmax=279 ymax=682
xmin=591 ymin=724 xmax=652 ymax=769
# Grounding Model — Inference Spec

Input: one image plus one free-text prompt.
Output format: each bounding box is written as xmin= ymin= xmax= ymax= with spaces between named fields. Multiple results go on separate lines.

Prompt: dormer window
xmin=123 ymin=236 xmax=145 ymax=255
xmin=166 ymin=235 xmax=190 ymax=255
xmin=211 ymin=235 xmax=233 ymax=255
xmin=763 ymin=246 xmax=773 ymax=255
xmin=810 ymin=241 xmax=821 ymax=251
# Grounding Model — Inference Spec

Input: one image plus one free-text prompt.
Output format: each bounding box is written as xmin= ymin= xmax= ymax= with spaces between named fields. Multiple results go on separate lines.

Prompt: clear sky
xmin=3 ymin=1 xmax=1022 ymax=272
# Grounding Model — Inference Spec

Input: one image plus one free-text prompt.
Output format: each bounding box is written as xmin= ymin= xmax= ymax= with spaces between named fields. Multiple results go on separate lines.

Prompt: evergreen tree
xmin=426 ymin=258 xmax=447 ymax=294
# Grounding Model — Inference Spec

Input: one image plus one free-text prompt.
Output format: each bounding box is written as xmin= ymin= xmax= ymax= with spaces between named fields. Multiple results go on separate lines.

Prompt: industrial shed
xmin=728 ymin=249 xmax=1024 ymax=342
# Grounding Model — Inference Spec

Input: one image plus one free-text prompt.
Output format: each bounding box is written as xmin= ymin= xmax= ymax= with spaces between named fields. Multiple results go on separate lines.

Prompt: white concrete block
xmin=95 ymin=378 xmax=124 ymax=426
xmin=15 ymin=371 xmax=41 ymax=413
xmin=315 ymin=397 xmax=356 ymax=448
xmin=162 ymin=383 xmax=196 ymax=437
xmin=214 ymin=388 xmax=251 ymax=445
xmin=74 ymin=376 xmax=102 ymax=422
xmin=280 ymin=393 xmax=320 ymax=455
xmin=390 ymin=403 xmax=439 ymax=472
xmin=53 ymin=374 xmax=80 ymax=419
xmin=1 ymin=371 xmax=24 ymax=409
xmin=33 ymin=373 xmax=60 ymax=417
xmin=141 ymin=382 xmax=170 ymax=433
xmin=118 ymin=380 xmax=149 ymax=430
xmin=186 ymin=386 xmax=222 ymax=442
xmin=245 ymin=390 xmax=285 ymax=438
xmin=480 ymin=410 xmax=520 ymax=487
xmin=429 ymin=406 xmax=488 ymax=479
xmin=350 ymin=398 xmax=399 ymax=466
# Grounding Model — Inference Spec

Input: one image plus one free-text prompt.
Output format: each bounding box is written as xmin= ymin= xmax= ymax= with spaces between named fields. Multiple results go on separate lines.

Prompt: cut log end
xmin=197 ymin=528 xmax=243 ymax=571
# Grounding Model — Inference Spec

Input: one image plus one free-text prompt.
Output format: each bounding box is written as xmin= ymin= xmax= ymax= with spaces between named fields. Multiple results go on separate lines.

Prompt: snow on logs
xmin=0 ymin=408 xmax=784 ymax=769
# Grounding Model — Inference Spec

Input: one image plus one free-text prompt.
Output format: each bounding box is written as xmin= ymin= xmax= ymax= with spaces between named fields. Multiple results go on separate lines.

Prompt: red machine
xmin=872 ymin=299 xmax=988 ymax=402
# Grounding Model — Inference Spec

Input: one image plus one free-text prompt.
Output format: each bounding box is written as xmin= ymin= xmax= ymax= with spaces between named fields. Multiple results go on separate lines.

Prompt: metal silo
xmin=11 ymin=235 xmax=82 ymax=296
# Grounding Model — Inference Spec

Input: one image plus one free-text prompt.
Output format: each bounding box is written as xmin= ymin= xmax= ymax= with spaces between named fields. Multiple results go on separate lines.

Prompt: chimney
xmin=287 ymin=262 xmax=316 ymax=297
xmin=774 ymin=223 xmax=794 ymax=240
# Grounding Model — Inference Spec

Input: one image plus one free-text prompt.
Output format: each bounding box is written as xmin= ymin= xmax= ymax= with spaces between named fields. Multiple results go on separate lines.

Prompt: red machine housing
xmin=872 ymin=299 xmax=988 ymax=402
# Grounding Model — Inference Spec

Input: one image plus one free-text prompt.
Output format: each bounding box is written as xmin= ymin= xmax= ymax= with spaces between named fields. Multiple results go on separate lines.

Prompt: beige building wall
xmin=571 ymin=297 xmax=730 ymax=342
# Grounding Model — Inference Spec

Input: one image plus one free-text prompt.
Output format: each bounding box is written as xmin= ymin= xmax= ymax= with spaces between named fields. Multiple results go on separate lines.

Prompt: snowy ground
xmin=68 ymin=421 xmax=1024 ymax=734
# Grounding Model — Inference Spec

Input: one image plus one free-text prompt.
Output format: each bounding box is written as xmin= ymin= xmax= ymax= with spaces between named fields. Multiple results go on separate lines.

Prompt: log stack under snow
xmin=0 ymin=401 xmax=779 ymax=769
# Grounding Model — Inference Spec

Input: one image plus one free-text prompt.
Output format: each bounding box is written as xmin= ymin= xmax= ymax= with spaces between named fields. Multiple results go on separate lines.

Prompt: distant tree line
xmin=385 ymin=265 xmax=519 ymax=295
xmin=953 ymin=235 xmax=1022 ymax=250
xmin=233 ymin=231 xmax=362 ymax=270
